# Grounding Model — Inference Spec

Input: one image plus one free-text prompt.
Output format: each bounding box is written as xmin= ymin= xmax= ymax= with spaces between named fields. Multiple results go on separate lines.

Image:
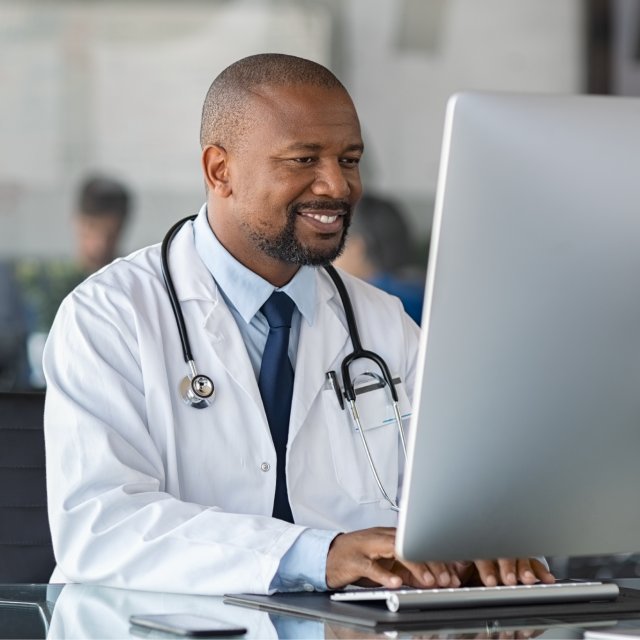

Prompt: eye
xmin=294 ymin=157 xmax=316 ymax=164
xmin=340 ymin=157 xmax=361 ymax=165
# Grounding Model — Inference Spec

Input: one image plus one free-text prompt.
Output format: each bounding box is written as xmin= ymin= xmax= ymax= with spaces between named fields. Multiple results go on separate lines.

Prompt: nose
xmin=311 ymin=158 xmax=351 ymax=199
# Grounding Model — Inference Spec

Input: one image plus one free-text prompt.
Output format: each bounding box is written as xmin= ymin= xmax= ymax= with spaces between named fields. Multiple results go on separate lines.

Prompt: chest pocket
xmin=324 ymin=378 xmax=411 ymax=505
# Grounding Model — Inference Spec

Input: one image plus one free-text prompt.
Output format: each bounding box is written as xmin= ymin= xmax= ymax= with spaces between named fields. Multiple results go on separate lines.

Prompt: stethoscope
xmin=161 ymin=215 xmax=408 ymax=511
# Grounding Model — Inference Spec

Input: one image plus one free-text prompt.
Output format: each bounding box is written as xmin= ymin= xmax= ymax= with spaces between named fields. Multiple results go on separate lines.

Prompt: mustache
xmin=290 ymin=200 xmax=351 ymax=215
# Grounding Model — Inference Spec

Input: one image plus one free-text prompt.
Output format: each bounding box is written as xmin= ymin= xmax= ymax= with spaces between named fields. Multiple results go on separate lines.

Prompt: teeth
xmin=305 ymin=213 xmax=338 ymax=223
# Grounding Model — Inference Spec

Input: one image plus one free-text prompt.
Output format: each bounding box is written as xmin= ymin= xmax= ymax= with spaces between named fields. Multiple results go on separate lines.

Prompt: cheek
xmin=232 ymin=168 xmax=300 ymax=228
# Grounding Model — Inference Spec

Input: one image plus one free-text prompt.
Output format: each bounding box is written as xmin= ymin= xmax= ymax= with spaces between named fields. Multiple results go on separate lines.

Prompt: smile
xmin=300 ymin=212 xmax=340 ymax=224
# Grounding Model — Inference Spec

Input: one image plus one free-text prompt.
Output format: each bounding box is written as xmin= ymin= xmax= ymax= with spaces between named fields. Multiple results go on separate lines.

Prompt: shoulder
xmin=74 ymin=243 xmax=163 ymax=301
xmin=317 ymin=267 xmax=419 ymax=343
xmin=320 ymin=267 xmax=407 ymax=317
xmin=54 ymin=243 xmax=165 ymax=332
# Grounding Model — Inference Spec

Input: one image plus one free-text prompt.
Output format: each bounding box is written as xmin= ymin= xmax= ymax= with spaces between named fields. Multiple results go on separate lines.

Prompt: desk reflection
xmin=47 ymin=584 xmax=277 ymax=639
xmin=44 ymin=584 xmax=625 ymax=640
xmin=323 ymin=623 xmax=550 ymax=639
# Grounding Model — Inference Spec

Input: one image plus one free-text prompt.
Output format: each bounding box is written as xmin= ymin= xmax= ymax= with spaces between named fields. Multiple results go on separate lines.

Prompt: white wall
xmin=342 ymin=0 xmax=584 ymax=235
xmin=0 ymin=0 xmax=584 ymax=258
xmin=0 ymin=0 xmax=332 ymax=258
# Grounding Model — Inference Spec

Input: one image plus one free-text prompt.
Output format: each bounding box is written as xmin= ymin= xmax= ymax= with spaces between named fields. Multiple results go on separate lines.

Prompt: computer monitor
xmin=396 ymin=91 xmax=640 ymax=563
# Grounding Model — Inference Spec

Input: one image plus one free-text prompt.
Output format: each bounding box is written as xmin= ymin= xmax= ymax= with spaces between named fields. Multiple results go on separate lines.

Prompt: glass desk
xmin=3 ymin=580 xmax=640 ymax=640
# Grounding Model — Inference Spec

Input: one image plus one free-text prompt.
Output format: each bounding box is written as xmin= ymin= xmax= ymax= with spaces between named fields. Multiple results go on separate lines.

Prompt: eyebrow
xmin=283 ymin=142 xmax=364 ymax=153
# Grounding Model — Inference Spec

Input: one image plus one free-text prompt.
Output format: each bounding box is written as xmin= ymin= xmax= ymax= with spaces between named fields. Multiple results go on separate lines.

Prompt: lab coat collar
xmin=168 ymin=214 xmax=268 ymax=427
xmin=169 ymin=215 xmax=352 ymax=445
xmin=193 ymin=204 xmax=316 ymax=326
xmin=170 ymin=215 xmax=218 ymax=304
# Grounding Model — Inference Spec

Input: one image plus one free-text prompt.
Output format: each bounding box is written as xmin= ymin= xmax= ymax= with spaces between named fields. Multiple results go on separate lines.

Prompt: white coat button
xmin=303 ymin=583 xmax=315 ymax=592
xmin=261 ymin=462 xmax=270 ymax=472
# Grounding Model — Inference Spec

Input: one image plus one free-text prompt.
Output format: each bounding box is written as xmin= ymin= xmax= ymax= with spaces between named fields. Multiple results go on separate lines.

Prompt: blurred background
xmin=1 ymin=0 xmax=639 ymax=574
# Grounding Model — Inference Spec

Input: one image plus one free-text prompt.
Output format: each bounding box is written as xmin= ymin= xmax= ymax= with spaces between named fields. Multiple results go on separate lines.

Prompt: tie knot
xmin=261 ymin=292 xmax=296 ymax=329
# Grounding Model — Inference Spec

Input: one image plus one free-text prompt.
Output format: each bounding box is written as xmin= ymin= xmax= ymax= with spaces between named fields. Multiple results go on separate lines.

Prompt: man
xmin=17 ymin=176 xmax=130 ymax=387
xmin=44 ymin=54 xmax=554 ymax=595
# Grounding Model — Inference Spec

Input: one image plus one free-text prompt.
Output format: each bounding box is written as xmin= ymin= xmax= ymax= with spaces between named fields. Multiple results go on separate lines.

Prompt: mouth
xmin=297 ymin=208 xmax=347 ymax=234
xmin=300 ymin=211 xmax=341 ymax=224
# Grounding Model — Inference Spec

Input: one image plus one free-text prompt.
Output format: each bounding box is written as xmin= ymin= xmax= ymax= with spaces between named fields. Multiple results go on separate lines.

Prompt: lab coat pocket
xmin=324 ymin=382 xmax=407 ymax=505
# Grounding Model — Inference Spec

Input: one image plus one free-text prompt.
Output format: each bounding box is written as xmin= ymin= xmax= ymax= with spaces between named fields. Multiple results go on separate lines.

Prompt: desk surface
xmin=4 ymin=580 xmax=640 ymax=640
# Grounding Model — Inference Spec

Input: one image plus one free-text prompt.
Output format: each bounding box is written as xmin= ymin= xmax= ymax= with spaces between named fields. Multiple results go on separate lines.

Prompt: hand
xmin=454 ymin=558 xmax=555 ymax=587
xmin=325 ymin=527 xmax=556 ymax=590
xmin=326 ymin=527 xmax=462 ymax=589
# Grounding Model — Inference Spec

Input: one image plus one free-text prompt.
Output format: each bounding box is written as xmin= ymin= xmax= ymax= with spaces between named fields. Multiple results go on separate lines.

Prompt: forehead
xmin=244 ymin=84 xmax=362 ymax=148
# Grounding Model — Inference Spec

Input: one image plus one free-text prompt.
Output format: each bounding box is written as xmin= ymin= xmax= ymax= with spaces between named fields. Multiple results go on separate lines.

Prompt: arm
xmin=323 ymin=305 xmax=554 ymax=590
xmin=44 ymin=289 xmax=305 ymax=595
xmin=269 ymin=529 xmax=339 ymax=592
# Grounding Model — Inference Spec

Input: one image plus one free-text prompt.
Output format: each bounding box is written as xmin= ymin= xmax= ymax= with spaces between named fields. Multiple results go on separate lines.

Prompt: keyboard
xmin=330 ymin=581 xmax=620 ymax=612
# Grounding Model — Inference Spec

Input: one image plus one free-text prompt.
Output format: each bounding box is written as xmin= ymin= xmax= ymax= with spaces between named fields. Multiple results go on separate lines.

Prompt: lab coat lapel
xmin=201 ymin=302 xmax=266 ymax=419
xmin=289 ymin=269 xmax=350 ymax=443
xmin=170 ymin=219 xmax=267 ymax=422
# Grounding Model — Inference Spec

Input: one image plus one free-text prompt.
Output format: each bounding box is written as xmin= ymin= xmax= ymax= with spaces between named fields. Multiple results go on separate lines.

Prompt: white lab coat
xmin=44 ymin=219 xmax=420 ymax=595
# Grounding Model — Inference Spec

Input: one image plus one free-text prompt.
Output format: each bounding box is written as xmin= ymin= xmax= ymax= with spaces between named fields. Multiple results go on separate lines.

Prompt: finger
xmin=529 ymin=558 xmax=556 ymax=584
xmin=497 ymin=558 xmax=518 ymax=585
xmin=474 ymin=559 xmax=499 ymax=586
xmin=397 ymin=560 xmax=458 ymax=588
xmin=516 ymin=558 xmax=537 ymax=584
xmin=390 ymin=561 xmax=436 ymax=588
xmin=361 ymin=558 xmax=403 ymax=589
xmin=445 ymin=562 xmax=462 ymax=587
xmin=426 ymin=561 xmax=457 ymax=587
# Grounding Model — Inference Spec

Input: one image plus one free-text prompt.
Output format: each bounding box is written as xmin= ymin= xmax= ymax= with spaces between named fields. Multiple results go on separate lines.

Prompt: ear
xmin=202 ymin=145 xmax=232 ymax=198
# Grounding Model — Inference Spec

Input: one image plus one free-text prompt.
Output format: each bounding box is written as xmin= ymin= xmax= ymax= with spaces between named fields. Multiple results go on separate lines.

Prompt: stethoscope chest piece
xmin=162 ymin=215 xmax=216 ymax=410
xmin=180 ymin=373 xmax=215 ymax=409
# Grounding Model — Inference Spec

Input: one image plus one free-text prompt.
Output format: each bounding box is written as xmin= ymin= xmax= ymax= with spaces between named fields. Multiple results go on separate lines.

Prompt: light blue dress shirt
xmin=192 ymin=205 xmax=339 ymax=592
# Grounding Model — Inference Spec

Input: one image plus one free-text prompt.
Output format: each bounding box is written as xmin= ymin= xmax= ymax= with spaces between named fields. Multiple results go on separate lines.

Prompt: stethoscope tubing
xmin=163 ymin=217 xmax=406 ymax=507
xmin=161 ymin=215 xmax=198 ymax=364
xmin=323 ymin=265 xmax=399 ymax=405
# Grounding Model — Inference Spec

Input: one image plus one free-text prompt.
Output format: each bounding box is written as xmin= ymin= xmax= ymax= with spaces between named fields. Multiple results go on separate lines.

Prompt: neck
xmin=206 ymin=205 xmax=299 ymax=288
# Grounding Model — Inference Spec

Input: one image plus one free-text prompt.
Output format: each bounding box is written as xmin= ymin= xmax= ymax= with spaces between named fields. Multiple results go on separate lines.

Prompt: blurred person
xmin=16 ymin=176 xmax=131 ymax=387
xmin=334 ymin=195 xmax=426 ymax=324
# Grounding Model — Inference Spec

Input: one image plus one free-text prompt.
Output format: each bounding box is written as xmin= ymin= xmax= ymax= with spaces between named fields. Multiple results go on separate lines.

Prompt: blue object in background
xmin=367 ymin=272 xmax=424 ymax=325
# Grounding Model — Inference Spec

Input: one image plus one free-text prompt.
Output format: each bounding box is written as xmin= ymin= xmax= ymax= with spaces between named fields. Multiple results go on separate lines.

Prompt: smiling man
xmin=43 ymin=54 xmax=554 ymax=595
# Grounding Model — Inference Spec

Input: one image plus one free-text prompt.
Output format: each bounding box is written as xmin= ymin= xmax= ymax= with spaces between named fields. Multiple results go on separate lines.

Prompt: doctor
xmin=44 ymin=53 xmax=554 ymax=595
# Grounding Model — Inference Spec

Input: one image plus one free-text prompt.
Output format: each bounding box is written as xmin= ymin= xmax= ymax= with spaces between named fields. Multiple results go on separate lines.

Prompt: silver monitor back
xmin=396 ymin=91 xmax=640 ymax=563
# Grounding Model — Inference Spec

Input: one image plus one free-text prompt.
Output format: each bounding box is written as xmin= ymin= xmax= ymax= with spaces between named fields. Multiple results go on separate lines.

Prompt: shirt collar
xmin=193 ymin=204 xmax=316 ymax=326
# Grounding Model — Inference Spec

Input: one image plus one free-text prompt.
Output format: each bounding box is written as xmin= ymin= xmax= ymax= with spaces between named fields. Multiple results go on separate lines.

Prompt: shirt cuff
xmin=269 ymin=528 xmax=340 ymax=593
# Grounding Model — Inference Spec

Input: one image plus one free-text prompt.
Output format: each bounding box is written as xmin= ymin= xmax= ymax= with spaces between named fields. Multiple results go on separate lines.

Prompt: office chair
xmin=0 ymin=392 xmax=55 ymax=583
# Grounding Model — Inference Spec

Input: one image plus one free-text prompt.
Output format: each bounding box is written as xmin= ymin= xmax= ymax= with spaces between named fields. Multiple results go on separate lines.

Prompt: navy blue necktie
xmin=258 ymin=292 xmax=295 ymax=523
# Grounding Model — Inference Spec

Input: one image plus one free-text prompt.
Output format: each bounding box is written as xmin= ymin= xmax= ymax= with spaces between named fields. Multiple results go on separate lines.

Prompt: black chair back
xmin=0 ymin=392 xmax=55 ymax=583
